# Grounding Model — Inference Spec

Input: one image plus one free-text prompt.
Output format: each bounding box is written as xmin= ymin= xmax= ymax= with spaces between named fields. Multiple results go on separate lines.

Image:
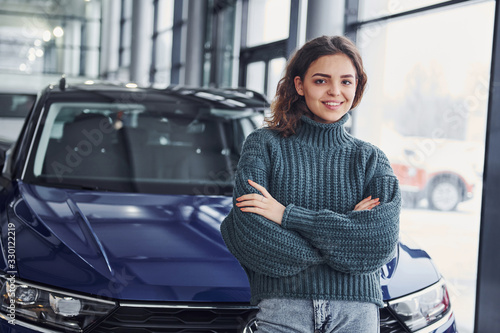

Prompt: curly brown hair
xmin=266 ymin=35 xmax=367 ymax=137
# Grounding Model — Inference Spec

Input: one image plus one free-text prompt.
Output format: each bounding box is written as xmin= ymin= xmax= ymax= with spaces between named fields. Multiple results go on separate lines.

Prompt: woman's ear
xmin=294 ymin=76 xmax=304 ymax=96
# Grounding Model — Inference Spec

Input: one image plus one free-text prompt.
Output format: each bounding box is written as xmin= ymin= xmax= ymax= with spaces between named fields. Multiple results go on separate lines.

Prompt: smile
xmin=324 ymin=102 xmax=342 ymax=106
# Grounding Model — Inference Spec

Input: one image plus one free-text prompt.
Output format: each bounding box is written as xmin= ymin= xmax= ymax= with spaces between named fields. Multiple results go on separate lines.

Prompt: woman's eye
xmin=314 ymin=79 xmax=326 ymax=84
xmin=342 ymin=80 xmax=353 ymax=85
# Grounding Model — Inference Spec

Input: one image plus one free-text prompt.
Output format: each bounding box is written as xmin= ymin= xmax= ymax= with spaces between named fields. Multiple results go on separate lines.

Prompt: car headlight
xmin=388 ymin=279 xmax=451 ymax=331
xmin=0 ymin=275 xmax=116 ymax=332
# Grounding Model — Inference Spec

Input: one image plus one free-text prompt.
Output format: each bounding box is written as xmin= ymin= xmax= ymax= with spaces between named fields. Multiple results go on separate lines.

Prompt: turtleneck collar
xmin=293 ymin=113 xmax=352 ymax=148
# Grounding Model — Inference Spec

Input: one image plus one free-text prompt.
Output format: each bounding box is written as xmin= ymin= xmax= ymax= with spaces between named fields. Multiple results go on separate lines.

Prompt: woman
xmin=220 ymin=35 xmax=401 ymax=333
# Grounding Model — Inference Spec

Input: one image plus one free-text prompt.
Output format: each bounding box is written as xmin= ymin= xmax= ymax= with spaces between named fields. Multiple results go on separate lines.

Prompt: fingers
xmin=354 ymin=196 xmax=371 ymax=210
xmin=235 ymin=195 xmax=265 ymax=208
xmin=237 ymin=180 xmax=285 ymax=225
xmin=235 ymin=180 xmax=270 ymax=203
xmin=354 ymin=196 xmax=380 ymax=211
xmin=366 ymin=199 xmax=380 ymax=210
xmin=248 ymin=179 xmax=271 ymax=197
xmin=236 ymin=193 xmax=263 ymax=203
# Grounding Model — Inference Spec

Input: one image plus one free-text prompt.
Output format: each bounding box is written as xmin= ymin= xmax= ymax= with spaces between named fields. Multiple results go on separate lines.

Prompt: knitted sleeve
xmin=281 ymin=147 xmax=401 ymax=275
xmin=220 ymin=130 xmax=324 ymax=278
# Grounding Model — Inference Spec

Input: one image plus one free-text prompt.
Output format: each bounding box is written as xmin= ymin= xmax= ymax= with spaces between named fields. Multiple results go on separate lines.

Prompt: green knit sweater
xmin=220 ymin=114 xmax=401 ymax=307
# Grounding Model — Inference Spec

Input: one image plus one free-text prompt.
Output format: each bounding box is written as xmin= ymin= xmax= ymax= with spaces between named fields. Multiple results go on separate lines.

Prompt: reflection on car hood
xmin=11 ymin=182 xmax=440 ymax=303
xmin=380 ymin=233 xmax=441 ymax=300
xmin=13 ymin=182 xmax=249 ymax=302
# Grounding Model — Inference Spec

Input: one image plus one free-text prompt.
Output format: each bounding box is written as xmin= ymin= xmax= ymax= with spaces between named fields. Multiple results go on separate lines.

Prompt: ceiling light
xmin=43 ymin=31 xmax=51 ymax=42
xmin=53 ymin=26 xmax=64 ymax=38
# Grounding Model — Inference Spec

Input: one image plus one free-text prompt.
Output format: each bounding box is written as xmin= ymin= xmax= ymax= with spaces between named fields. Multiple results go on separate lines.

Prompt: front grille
xmin=90 ymin=303 xmax=258 ymax=333
xmin=91 ymin=302 xmax=404 ymax=333
xmin=380 ymin=307 xmax=408 ymax=333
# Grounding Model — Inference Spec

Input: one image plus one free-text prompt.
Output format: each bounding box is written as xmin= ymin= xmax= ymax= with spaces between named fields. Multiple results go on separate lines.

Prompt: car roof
xmin=41 ymin=80 xmax=270 ymax=111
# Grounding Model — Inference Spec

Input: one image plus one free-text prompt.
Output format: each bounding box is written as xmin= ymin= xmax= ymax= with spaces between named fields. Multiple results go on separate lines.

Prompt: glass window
xmin=355 ymin=2 xmax=495 ymax=332
xmin=122 ymin=0 xmax=133 ymax=19
xmin=153 ymin=0 xmax=174 ymax=85
xmin=0 ymin=93 xmax=37 ymax=143
xmin=155 ymin=31 xmax=173 ymax=71
xmin=359 ymin=0 xmax=450 ymax=21
xmin=121 ymin=20 xmax=132 ymax=51
xmin=154 ymin=69 xmax=171 ymax=86
xmin=0 ymin=1 xmax=99 ymax=76
xmin=0 ymin=94 xmax=36 ymax=118
xmin=202 ymin=0 xmax=238 ymax=87
xmin=157 ymin=0 xmax=175 ymax=32
xmin=267 ymin=57 xmax=286 ymax=99
xmin=119 ymin=0 xmax=133 ymax=67
xmin=246 ymin=0 xmax=290 ymax=47
xmin=0 ymin=16 xmax=46 ymax=74
xmin=246 ymin=61 xmax=266 ymax=95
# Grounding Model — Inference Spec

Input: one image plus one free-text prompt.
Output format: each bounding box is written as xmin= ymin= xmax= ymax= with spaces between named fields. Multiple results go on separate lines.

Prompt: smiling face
xmin=294 ymin=53 xmax=358 ymax=124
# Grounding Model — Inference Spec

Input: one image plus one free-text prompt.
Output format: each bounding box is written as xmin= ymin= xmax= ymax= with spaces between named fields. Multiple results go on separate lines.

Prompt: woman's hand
xmin=354 ymin=196 xmax=380 ymax=211
xmin=236 ymin=180 xmax=286 ymax=225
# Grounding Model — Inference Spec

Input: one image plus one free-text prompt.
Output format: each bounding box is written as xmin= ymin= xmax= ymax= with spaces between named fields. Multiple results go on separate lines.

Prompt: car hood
xmin=380 ymin=233 xmax=441 ymax=300
xmin=9 ymin=182 xmax=440 ymax=303
xmin=10 ymin=182 xmax=250 ymax=302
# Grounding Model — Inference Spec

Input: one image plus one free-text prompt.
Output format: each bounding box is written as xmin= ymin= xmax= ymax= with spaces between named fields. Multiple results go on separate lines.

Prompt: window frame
xmin=475 ymin=1 xmax=500 ymax=331
xmin=346 ymin=0 xmax=499 ymax=331
xmin=237 ymin=0 xmax=301 ymax=96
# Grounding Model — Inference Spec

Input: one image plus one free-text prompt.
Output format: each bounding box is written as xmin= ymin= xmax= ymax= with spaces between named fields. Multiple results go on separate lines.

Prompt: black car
xmin=0 ymin=80 xmax=456 ymax=333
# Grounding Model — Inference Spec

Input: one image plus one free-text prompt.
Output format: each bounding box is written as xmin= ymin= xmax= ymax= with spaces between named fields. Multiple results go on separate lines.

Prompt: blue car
xmin=0 ymin=81 xmax=456 ymax=332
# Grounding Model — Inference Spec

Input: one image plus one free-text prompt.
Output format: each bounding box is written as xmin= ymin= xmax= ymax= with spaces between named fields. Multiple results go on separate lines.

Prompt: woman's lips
xmin=323 ymin=101 xmax=343 ymax=109
xmin=324 ymin=101 xmax=342 ymax=106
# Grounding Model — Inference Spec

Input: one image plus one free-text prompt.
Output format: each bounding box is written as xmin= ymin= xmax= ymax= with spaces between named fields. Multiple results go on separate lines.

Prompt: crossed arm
xmin=236 ymin=179 xmax=381 ymax=225
xmin=220 ymin=166 xmax=325 ymax=278
xmin=219 ymin=133 xmax=401 ymax=278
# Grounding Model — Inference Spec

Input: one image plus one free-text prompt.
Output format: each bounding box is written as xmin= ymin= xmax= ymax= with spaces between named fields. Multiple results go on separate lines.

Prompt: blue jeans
xmin=255 ymin=298 xmax=379 ymax=333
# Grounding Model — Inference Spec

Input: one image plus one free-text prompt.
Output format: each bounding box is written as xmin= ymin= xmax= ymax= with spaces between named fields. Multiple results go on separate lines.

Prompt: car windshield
xmin=27 ymin=101 xmax=263 ymax=195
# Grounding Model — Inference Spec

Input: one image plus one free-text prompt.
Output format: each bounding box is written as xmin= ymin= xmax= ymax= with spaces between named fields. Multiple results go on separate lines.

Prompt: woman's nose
xmin=328 ymin=83 xmax=340 ymax=96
